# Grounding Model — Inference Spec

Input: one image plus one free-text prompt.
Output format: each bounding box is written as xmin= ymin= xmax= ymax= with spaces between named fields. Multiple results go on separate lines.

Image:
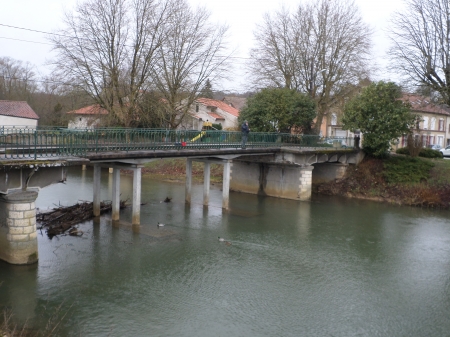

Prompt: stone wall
xmin=0 ymin=191 xmax=38 ymax=264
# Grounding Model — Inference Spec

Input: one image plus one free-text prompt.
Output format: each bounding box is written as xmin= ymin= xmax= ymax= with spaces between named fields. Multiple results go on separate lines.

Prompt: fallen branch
xmin=37 ymin=200 xmax=128 ymax=238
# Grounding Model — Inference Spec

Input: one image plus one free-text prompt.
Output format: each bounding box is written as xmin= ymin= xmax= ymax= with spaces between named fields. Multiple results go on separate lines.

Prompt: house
xmin=0 ymin=100 xmax=39 ymax=128
xmin=398 ymin=94 xmax=450 ymax=148
xmin=67 ymin=104 xmax=108 ymax=129
xmin=179 ymin=97 xmax=239 ymax=130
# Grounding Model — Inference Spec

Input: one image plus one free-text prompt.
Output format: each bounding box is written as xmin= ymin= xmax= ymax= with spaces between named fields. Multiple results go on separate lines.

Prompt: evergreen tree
xmin=200 ymin=79 xmax=214 ymax=98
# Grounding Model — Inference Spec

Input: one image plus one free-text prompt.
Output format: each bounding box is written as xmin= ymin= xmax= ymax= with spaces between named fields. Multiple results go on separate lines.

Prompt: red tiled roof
xmin=208 ymin=113 xmax=225 ymax=120
xmin=67 ymin=104 xmax=109 ymax=115
xmin=196 ymin=98 xmax=239 ymax=117
xmin=0 ymin=100 xmax=39 ymax=119
xmin=401 ymin=94 xmax=450 ymax=116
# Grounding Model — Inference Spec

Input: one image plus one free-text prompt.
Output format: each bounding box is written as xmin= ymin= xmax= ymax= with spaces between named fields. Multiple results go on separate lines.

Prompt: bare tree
xmin=0 ymin=57 xmax=37 ymax=101
xmin=388 ymin=0 xmax=450 ymax=105
xmin=50 ymin=0 xmax=172 ymax=127
xmin=149 ymin=0 xmax=231 ymax=129
xmin=249 ymin=0 xmax=372 ymax=134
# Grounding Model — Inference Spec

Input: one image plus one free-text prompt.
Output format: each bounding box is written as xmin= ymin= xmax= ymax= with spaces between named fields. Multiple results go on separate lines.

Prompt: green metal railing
xmin=0 ymin=127 xmax=354 ymax=159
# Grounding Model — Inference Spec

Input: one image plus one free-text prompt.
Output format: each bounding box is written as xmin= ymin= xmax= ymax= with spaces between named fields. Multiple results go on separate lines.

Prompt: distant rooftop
xmin=67 ymin=104 xmax=109 ymax=115
xmin=196 ymin=97 xmax=239 ymax=117
xmin=402 ymin=94 xmax=450 ymax=116
xmin=0 ymin=100 xmax=39 ymax=120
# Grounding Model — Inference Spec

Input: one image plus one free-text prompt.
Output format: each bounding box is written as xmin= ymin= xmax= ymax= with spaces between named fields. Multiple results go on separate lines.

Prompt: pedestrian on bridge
xmin=241 ymin=120 xmax=250 ymax=149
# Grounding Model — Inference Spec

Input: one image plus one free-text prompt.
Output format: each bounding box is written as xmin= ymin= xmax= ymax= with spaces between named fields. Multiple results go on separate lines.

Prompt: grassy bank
xmin=140 ymin=158 xmax=223 ymax=184
xmin=317 ymin=155 xmax=450 ymax=209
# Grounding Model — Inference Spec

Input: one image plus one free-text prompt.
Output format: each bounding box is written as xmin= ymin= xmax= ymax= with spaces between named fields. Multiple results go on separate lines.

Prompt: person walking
xmin=241 ymin=120 xmax=250 ymax=149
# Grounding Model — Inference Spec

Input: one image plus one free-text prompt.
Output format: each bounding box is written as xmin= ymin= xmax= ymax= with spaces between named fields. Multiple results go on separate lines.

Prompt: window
xmin=331 ymin=113 xmax=337 ymax=126
xmin=430 ymin=117 xmax=436 ymax=130
xmin=423 ymin=116 xmax=429 ymax=130
xmin=439 ymin=119 xmax=444 ymax=131
xmin=195 ymin=104 xmax=199 ymax=112
xmin=422 ymin=134 xmax=428 ymax=146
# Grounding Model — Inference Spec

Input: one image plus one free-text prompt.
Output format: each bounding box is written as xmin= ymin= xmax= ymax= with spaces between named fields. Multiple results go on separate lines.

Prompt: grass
xmin=383 ymin=156 xmax=434 ymax=184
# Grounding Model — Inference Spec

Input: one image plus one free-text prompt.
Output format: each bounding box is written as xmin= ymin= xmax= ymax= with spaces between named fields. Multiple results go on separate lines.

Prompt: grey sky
xmin=0 ymin=0 xmax=405 ymax=92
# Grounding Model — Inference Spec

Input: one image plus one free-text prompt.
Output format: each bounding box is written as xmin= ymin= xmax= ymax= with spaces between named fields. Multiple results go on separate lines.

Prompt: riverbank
xmin=138 ymin=156 xmax=450 ymax=209
xmin=138 ymin=158 xmax=223 ymax=184
xmin=317 ymin=155 xmax=450 ymax=209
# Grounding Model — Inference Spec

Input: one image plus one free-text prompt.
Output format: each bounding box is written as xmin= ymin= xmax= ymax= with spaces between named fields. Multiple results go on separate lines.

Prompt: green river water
xmin=1 ymin=166 xmax=450 ymax=336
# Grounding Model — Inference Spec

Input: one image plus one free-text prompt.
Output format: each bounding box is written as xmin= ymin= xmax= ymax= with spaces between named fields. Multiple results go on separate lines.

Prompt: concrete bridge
xmin=0 ymin=127 xmax=362 ymax=264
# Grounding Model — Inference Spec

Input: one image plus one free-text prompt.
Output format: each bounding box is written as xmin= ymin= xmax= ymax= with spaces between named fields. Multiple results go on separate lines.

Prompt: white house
xmin=179 ymin=97 xmax=239 ymax=130
xmin=67 ymin=104 xmax=108 ymax=129
xmin=0 ymin=100 xmax=39 ymax=128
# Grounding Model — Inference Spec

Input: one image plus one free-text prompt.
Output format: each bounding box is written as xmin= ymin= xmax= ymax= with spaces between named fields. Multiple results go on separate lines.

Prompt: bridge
xmin=0 ymin=127 xmax=362 ymax=265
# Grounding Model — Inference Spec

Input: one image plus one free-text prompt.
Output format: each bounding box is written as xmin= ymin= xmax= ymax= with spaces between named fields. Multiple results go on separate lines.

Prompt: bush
xmin=383 ymin=156 xmax=434 ymax=184
xmin=212 ymin=123 xmax=222 ymax=130
xmin=395 ymin=147 xmax=443 ymax=158
xmin=396 ymin=147 xmax=409 ymax=155
xmin=419 ymin=148 xmax=443 ymax=158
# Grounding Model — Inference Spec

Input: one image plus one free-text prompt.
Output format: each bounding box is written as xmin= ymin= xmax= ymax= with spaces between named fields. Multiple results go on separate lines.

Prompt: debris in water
xmin=164 ymin=197 xmax=172 ymax=203
xmin=37 ymin=200 xmax=128 ymax=238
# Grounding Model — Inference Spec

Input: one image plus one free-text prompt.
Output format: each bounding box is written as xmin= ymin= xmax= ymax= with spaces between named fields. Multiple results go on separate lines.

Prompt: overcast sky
xmin=0 ymin=0 xmax=406 ymax=92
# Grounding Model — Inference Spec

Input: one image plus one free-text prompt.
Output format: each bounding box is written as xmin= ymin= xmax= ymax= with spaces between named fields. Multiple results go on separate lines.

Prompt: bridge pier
xmin=222 ymin=160 xmax=231 ymax=209
xmin=203 ymin=162 xmax=210 ymax=205
xmin=185 ymin=158 xmax=231 ymax=209
xmin=230 ymin=161 xmax=315 ymax=201
xmin=112 ymin=168 xmax=120 ymax=221
xmin=93 ymin=164 xmax=142 ymax=225
xmin=0 ymin=191 xmax=38 ymax=264
xmin=93 ymin=165 xmax=102 ymax=217
xmin=185 ymin=159 xmax=192 ymax=204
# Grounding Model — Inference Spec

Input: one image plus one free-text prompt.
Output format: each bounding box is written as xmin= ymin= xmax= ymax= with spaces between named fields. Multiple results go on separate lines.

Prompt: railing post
xmin=34 ymin=129 xmax=37 ymax=160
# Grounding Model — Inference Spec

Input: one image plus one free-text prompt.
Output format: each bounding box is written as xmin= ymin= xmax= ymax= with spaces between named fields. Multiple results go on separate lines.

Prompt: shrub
xmin=383 ymin=156 xmax=434 ymax=183
xmin=396 ymin=147 xmax=410 ymax=155
xmin=395 ymin=147 xmax=443 ymax=158
xmin=419 ymin=148 xmax=443 ymax=158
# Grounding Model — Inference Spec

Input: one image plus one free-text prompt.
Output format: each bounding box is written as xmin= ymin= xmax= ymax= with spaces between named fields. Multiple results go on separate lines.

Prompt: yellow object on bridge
xmin=191 ymin=131 xmax=206 ymax=142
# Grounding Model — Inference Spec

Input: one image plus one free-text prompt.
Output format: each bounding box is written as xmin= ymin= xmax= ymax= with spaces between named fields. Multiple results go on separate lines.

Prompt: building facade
xmin=67 ymin=105 xmax=108 ymax=129
xmin=0 ymin=100 xmax=39 ymax=128
xmin=178 ymin=97 xmax=239 ymax=131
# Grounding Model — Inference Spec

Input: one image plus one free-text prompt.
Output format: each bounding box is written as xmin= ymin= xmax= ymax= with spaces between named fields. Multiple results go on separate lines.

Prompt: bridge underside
xmin=0 ymin=148 xmax=363 ymax=264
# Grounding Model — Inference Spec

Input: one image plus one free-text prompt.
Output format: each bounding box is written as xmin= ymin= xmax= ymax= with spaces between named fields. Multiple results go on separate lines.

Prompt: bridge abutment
xmin=0 ymin=191 xmax=38 ymax=264
xmin=230 ymin=162 xmax=314 ymax=201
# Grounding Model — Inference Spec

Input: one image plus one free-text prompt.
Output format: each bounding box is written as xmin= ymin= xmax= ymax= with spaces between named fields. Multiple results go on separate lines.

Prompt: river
xmin=1 ymin=166 xmax=450 ymax=336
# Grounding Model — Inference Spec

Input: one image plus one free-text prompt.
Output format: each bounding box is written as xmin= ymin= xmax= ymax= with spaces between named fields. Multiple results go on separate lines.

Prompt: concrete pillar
xmin=109 ymin=168 xmax=114 ymax=174
xmin=112 ymin=168 xmax=121 ymax=221
xmin=222 ymin=160 xmax=231 ymax=209
xmin=0 ymin=191 xmax=38 ymax=264
xmin=93 ymin=165 xmax=101 ymax=217
xmin=132 ymin=167 xmax=142 ymax=225
xmin=298 ymin=166 xmax=314 ymax=201
xmin=203 ymin=162 xmax=210 ymax=205
xmin=82 ymin=165 xmax=86 ymax=170
xmin=185 ymin=159 xmax=192 ymax=204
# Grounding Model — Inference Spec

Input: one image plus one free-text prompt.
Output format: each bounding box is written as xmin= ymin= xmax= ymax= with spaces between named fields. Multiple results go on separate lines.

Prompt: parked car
xmin=428 ymin=144 xmax=442 ymax=150
xmin=323 ymin=139 xmax=347 ymax=148
xmin=440 ymin=145 xmax=450 ymax=157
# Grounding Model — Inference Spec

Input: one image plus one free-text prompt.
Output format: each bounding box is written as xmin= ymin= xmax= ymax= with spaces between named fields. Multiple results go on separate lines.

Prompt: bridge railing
xmin=0 ymin=127 xmax=354 ymax=159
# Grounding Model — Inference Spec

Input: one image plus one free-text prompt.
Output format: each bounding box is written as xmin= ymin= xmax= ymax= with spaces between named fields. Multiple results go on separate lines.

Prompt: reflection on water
xmin=1 ymin=166 xmax=450 ymax=336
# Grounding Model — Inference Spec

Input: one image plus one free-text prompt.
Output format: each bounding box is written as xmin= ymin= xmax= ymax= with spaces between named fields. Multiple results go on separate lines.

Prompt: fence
xmin=0 ymin=127 xmax=354 ymax=159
